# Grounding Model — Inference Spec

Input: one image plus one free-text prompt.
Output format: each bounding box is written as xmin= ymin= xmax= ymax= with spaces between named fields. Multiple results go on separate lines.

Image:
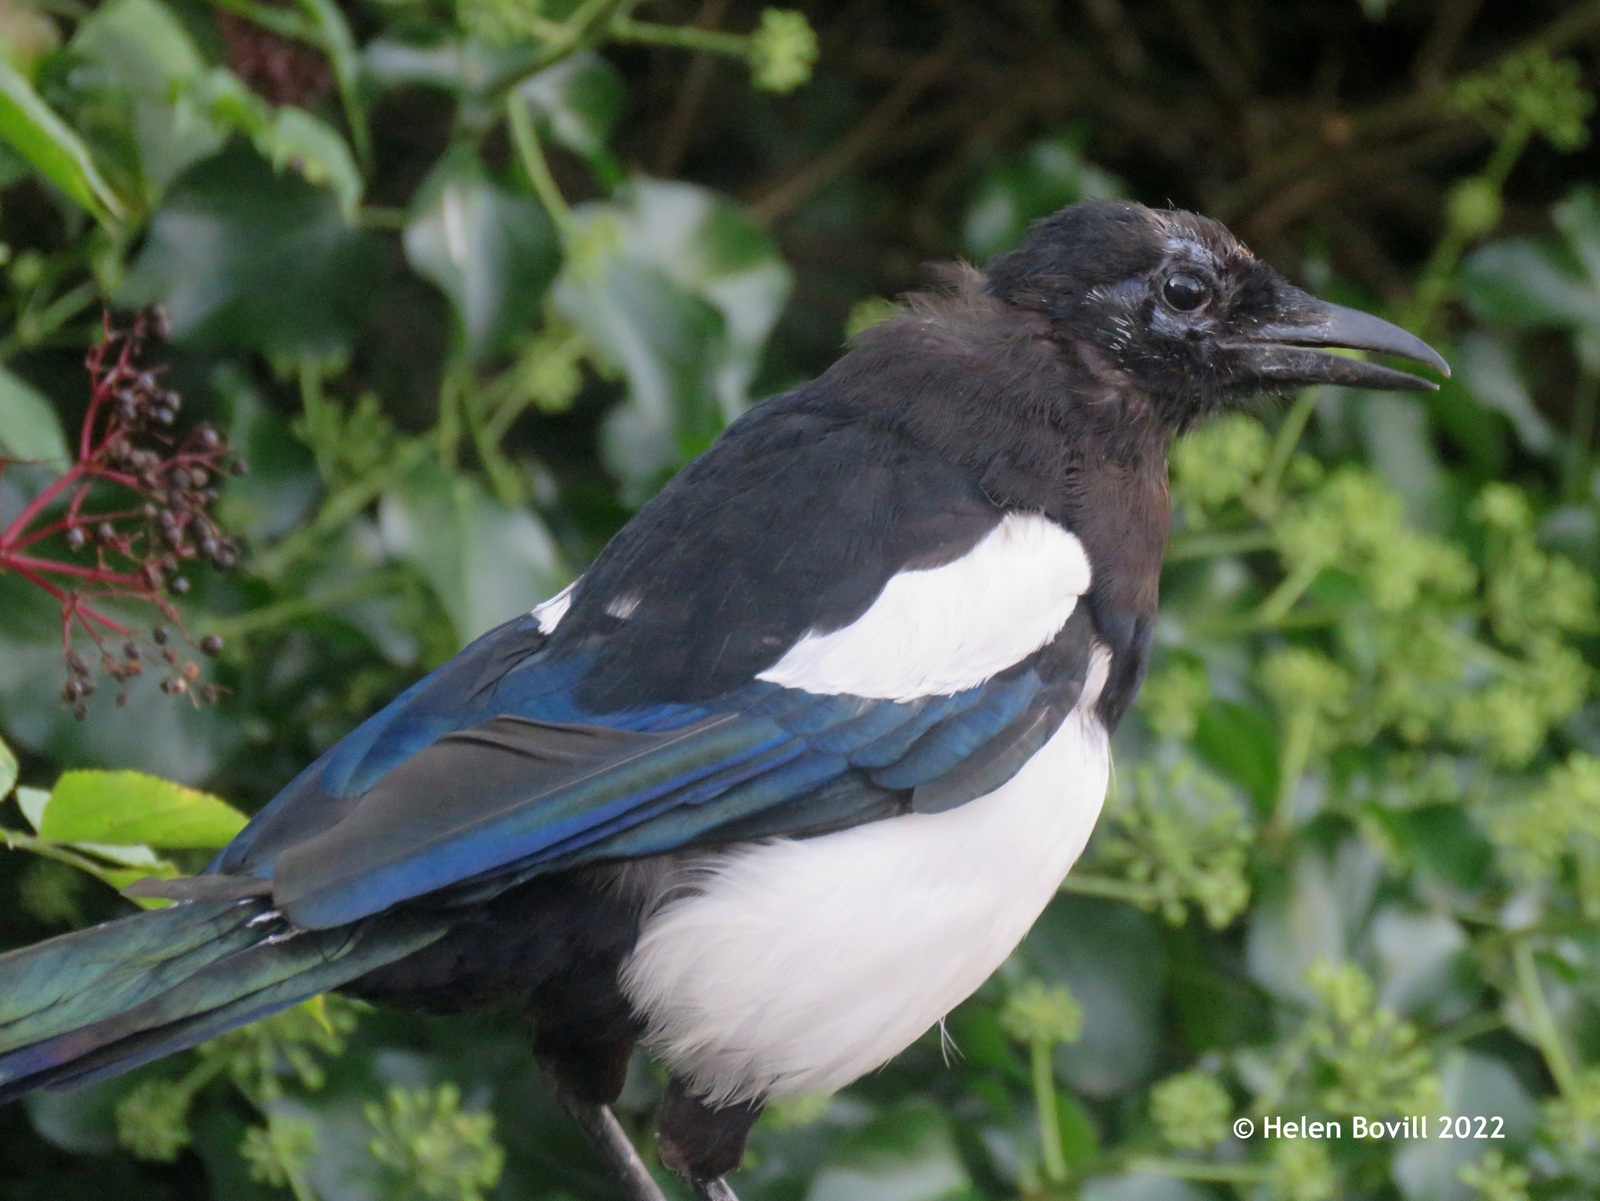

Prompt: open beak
xmin=1227 ymin=287 xmax=1450 ymax=392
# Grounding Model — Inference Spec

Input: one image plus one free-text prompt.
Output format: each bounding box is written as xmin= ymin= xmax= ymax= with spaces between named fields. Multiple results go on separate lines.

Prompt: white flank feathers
xmin=755 ymin=513 xmax=1092 ymax=700
xmin=623 ymin=648 xmax=1114 ymax=1105
xmin=532 ymin=581 xmax=577 ymax=633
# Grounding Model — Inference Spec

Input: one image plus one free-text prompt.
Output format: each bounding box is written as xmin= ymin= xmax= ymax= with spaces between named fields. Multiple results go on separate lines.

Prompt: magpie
xmin=0 ymin=200 xmax=1445 ymax=1200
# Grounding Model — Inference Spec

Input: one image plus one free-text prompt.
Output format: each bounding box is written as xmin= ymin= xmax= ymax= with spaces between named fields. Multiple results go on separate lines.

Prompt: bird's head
xmin=985 ymin=199 xmax=1448 ymax=428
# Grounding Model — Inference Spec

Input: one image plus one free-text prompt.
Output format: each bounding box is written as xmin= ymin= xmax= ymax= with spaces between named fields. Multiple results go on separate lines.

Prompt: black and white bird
xmin=0 ymin=200 xmax=1446 ymax=1200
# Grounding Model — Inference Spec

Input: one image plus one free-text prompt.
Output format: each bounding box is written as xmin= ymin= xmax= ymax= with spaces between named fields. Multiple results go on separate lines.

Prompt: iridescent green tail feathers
xmin=0 ymin=897 xmax=446 ymax=1104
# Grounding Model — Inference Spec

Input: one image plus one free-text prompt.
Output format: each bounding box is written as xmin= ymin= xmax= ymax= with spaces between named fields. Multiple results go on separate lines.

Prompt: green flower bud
xmin=1454 ymin=49 xmax=1594 ymax=152
xmin=1449 ymin=178 xmax=1503 ymax=240
xmin=1096 ymin=760 xmax=1251 ymax=929
xmin=115 ymin=1079 xmax=193 ymax=1162
xmin=1171 ymin=414 xmax=1270 ymax=524
xmin=201 ymin=995 xmax=359 ymax=1101
xmin=9 ymin=250 xmax=45 ymax=291
xmin=1151 ymin=1070 xmax=1232 ymax=1150
xmin=1303 ymin=961 xmax=1440 ymax=1117
xmin=748 ymin=9 xmax=818 ymax=94
xmin=1000 ymin=980 xmax=1083 ymax=1046
xmin=1259 ymin=648 xmax=1350 ymax=724
xmin=366 ymin=1083 xmax=505 ymax=1201
xmin=242 ymin=1116 xmax=319 ymax=1188
xmin=1272 ymin=1139 xmax=1337 ymax=1201
xmin=1541 ymin=1067 xmax=1600 ymax=1154
xmin=1138 ymin=657 xmax=1210 ymax=742
xmin=1457 ymin=1150 xmax=1532 ymax=1201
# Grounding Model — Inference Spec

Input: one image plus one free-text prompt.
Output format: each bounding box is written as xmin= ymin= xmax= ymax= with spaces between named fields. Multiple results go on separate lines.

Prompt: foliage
xmin=2 ymin=3 xmax=1600 ymax=1201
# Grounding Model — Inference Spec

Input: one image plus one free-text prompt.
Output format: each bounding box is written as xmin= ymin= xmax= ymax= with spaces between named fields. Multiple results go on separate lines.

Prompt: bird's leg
xmin=544 ymin=1074 xmax=669 ymax=1201
xmin=657 ymin=1077 xmax=762 ymax=1201
xmin=688 ymin=1177 xmax=741 ymax=1201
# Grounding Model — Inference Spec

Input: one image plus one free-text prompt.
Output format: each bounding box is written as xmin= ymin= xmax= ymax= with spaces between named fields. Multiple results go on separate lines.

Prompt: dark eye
xmin=1162 ymin=273 xmax=1211 ymax=312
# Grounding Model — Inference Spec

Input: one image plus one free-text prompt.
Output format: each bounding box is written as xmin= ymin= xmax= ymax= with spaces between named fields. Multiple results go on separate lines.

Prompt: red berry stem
xmin=0 ymin=310 xmax=247 ymax=715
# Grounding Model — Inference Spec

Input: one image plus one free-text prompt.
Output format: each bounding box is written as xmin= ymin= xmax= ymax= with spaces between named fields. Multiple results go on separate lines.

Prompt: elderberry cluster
xmin=0 ymin=311 xmax=247 ymax=716
xmin=59 ymin=627 xmax=225 ymax=717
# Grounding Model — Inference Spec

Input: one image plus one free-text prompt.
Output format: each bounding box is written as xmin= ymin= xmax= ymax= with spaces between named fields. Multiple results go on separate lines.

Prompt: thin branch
xmin=506 ymin=95 xmax=579 ymax=243
xmin=750 ymin=44 xmax=960 ymax=225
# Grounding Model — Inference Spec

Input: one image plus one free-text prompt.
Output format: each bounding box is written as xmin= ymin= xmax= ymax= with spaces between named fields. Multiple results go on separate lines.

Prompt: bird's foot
xmin=544 ymin=1076 xmax=668 ymax=1201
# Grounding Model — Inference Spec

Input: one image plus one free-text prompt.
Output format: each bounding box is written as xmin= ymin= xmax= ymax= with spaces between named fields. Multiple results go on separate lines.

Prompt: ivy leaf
xmin=0 ymin=365 xmax=68 ymax=464
xmin=806 ymin=1102 xmax=975 ymax=1201
xmin=963 ymin=136 xmax=1123 ymax=261
xmin=404 ymin=146 xmax=560 ymax=362
xmin=182 ymin=71 xmax=363 ymax=219
xmin=39 ymin=770 xmax=248 ymax=848
xmin=16 ymin=786 xmax=49 ymax=831
xmin=68 ymin=0 xmax=219 ymax=206
xmin=379 ymin=460 xmax=566 ymax=645
xmin=0 ymin=734 xmax=16 ymax=798
xmin=1459 ymin=236 xmax=1600 ymax=329
xmin=558 ymin=179 xmax=789 ymax=500
xmin=0 ymin=56 xmax=123 ymax=223
xmin=121 ymin=145 xmax=386 ymax=356
xmin=514 ymin=53 xmax=625 ymax=164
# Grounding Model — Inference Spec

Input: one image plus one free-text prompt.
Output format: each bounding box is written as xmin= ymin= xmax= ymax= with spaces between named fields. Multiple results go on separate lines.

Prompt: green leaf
xmin=567 ymin=258 xmax=725 ymax=499
xmin=120 ymin=145 xmax=386 ymax=356
xmin=514 ymin=53 xmax=625 ymax=161
xmin=1391 ymin=1051 xmax=1538 ymax=1201
xmin=0 ymin=55 xmax=122 ymax=222
xmin=363 ymin=37 xmax=540 ymax=108
xmin=1554 ymin=186 xmax=1600 ymax=293
xmin=0 ymin=364 xmax=69 ymax=463
xmin=379 ymin=460 xmax=567 ymax=646
xmin=1193 ymin=699 xmax=1279 ymax=811
xmin=0 ymin=734 xmax=16 ymax=797
xmin=1245 ymin=839 xmax=1382 ymax=1003
xmin=39 ymin=770 xmax=248 ymax=848
xmin=1455 ymin=332 xmax=1556 ymax=456
xmin=181 ymin=71 xmax=363 ymax=219
xmin=1459 ymin=236 xmax=1600 ymax=329
xmin=264 ymin=107 xmax=362 ymax=219
xmin=805 ymin=1102 xmax=976 ymax=1201
xmin=1021 ymin=896 xmax=1167 ymax=1098
xmin=963 ymin=135 xmax=1123 ymax=261
xmin=1080 ymin=1174 xmax=1212 ymax=1201
xmin=404 ymin=146 xmax=560 ymax=362
xmin=69 ymin=0 xmax=220 ymax=204
xmin=557 ymin=179 xmax=790 ymax=500
xmin=16 ymin=786 xmax=49 ymax=831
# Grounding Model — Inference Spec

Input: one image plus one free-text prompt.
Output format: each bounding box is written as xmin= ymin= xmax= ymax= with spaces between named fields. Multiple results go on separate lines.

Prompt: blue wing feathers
xmin=217 ymin=598 xmax=1084 ymax=930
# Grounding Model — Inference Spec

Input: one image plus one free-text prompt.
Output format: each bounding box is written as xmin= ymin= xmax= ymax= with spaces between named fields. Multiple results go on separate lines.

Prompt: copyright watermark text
xmin=1233 ymin=1116 xmax=1505 ymax=1140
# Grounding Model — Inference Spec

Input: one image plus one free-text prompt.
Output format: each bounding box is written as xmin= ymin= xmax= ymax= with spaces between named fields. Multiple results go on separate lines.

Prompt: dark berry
xmin=199 ymin=634 xmax=223 ymax=657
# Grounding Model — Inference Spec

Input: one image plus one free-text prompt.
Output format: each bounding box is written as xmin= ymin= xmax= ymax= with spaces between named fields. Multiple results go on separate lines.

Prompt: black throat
xmin=822 ymin=268 xmax=1175 ymax=621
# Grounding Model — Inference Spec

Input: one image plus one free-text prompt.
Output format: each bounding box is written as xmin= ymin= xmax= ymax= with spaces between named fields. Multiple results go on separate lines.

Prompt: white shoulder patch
xmin=756 ymin=513 xmax=1091 ymax=700
xmin=531 ymin=581 xmax=577 ymax=633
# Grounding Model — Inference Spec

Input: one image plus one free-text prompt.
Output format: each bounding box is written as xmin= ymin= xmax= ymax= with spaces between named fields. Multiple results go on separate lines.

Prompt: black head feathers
xmin=984 ymin=199 xmax=1446 ymax=427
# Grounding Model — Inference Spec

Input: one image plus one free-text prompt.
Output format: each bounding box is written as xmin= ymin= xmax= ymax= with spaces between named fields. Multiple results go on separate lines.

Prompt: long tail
xmin=0 ymin=896 xmax=447 ymax=1103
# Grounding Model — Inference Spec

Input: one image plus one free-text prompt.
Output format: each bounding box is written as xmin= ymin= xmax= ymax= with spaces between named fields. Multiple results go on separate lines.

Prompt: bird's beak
xmin=1226 ymin=287 xmax=1450 ymax=392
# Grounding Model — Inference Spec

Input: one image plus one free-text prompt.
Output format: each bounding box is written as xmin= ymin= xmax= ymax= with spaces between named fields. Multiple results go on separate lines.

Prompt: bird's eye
xmin=1161 ymin=273 xmax=1211 ymax=312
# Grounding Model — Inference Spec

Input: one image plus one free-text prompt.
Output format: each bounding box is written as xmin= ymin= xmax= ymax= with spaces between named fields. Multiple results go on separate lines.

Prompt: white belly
xmin=620 ymin=693 xmax=1110 ymax=1106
